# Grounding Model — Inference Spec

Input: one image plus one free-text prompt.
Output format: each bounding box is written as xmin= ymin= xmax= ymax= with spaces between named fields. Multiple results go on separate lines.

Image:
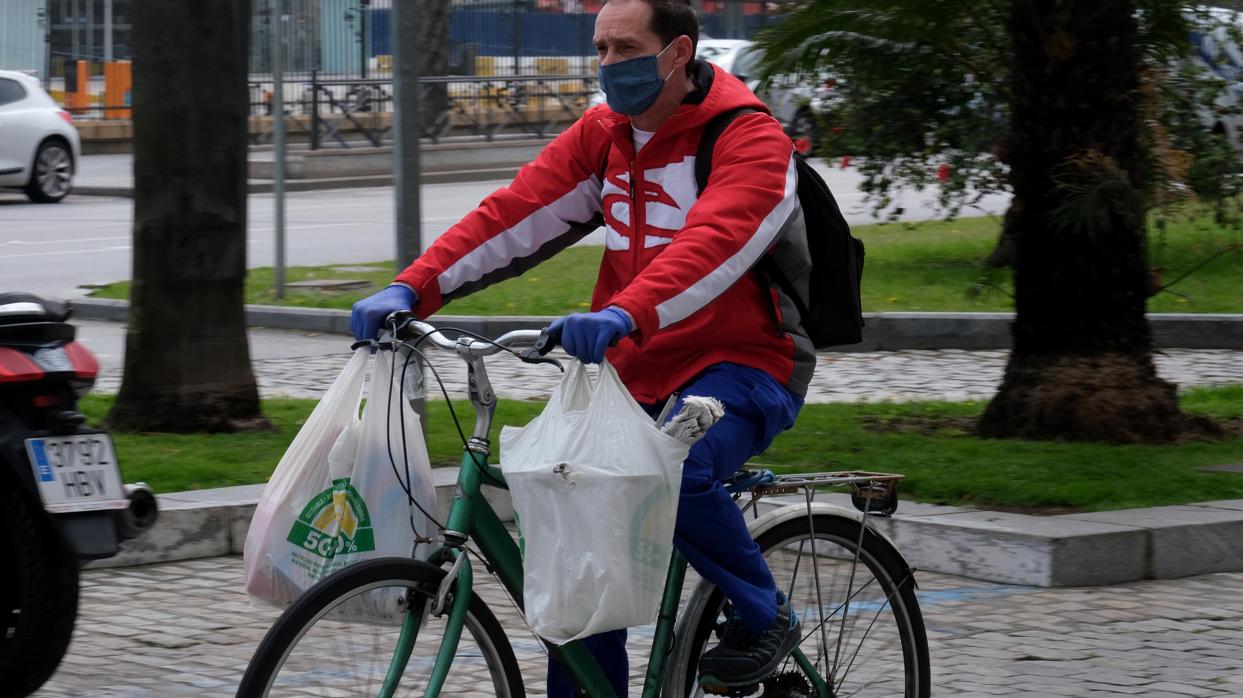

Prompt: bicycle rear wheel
xmin=668 ymin=513 xmax=930 ymax=697
xmin=237 ymin=557 xmax=525 ymax=698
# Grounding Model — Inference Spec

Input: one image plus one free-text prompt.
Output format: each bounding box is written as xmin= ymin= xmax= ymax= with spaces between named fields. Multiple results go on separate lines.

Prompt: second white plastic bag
xmin=499 ymin=360 xmax=690 ymax=644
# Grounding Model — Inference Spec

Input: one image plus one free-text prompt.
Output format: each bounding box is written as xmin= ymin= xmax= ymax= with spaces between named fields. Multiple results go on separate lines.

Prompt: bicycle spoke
xmin=831 ymin=494 xmax=871 ymax=685
xmin=797 ymin=575 xmax=880 ymax=643
xmin=244 ymin=568 xmax=521 ymax=697
xmin=744 ymin=514 xmax=924 ymax=698
xmin=804 ymin=487 xmax=832 ymax=675
xmin=834 ymin=590 xmax=895 ymax=691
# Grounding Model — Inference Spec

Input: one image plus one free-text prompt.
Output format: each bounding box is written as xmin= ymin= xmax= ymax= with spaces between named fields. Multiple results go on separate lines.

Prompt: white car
xmin=0 ymin=70 xmax=80 ymax=203
xmin=1187 ymin=9 xmax=1243 ymax=147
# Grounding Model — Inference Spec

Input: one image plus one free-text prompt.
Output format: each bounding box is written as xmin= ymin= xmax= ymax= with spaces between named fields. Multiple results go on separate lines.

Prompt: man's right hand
xmin=351 ymin=284 xmax=417 ymax=340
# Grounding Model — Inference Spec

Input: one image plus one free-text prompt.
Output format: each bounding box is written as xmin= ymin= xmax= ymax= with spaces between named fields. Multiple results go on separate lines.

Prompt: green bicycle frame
xmin=380 ymin=442 xmax=692 ymax=698
xmin=374 ymin=343 xmax=831 ymax=697
xmin=381 ymin=445 xmax=835 ymax=698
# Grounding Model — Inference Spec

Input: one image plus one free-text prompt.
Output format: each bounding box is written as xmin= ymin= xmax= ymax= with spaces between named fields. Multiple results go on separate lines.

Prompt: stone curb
xmin=90 ymin=474 xmax=1243 ymax=588
xmin=65 ymin=298 xmax=1243 ymax=351
xmin=86 ymin=470 xmax=512 ymax=571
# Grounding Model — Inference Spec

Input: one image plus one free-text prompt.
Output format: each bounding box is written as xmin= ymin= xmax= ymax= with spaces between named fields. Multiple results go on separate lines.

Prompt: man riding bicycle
xmin=351 ymin=0 xmax=813 ymax=694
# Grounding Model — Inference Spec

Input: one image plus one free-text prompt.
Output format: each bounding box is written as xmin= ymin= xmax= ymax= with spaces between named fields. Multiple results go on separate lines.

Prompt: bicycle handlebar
xmin=382 ymin=311 xmax=561 ymax=362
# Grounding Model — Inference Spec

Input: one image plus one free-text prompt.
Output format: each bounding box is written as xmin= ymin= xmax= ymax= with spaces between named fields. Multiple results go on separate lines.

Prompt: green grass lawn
xmin=82 ymin=385 xmax=1243 ymax=513
xmin=87 ymin=212 xmax=1243 ymax=314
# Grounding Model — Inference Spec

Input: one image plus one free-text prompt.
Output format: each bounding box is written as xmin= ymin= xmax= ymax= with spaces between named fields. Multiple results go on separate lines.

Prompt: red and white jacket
xmin=396 ymin=62 xmax=815 ymax=404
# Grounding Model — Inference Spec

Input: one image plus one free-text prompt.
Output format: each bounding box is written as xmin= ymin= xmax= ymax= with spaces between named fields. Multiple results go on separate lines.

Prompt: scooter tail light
xmin=63 ymin=341 xmax=100 ymax=380
xmin=0 ymin=347 xmax=45 ymax=383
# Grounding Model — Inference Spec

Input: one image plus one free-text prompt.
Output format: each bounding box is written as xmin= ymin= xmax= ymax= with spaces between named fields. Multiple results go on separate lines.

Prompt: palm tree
xmin=107 ymin=0 xmax=269 ymax=432
xmin=981 ymin=0 xmax=1183 ymax=442
xmin=758 ymin=0 xmax=1204 ymax=442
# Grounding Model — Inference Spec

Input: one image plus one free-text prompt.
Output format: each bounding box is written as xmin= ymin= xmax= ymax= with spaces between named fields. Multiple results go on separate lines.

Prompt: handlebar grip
xmin=531 ymin=323 xmax=562 ymax=356
xmin=386 ymin=310 xmax=417 ymax=340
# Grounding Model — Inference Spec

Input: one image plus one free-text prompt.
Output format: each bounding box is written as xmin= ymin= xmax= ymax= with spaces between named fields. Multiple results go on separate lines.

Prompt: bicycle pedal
xmin=699 ymin=676 xmax=760 ymax=697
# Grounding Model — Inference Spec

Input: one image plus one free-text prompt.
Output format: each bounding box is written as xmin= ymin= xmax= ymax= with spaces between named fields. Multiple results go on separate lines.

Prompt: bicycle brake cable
xmin=386 ymin=342 xmax=448 ymax=535
xmin=396 ymin=336 xmax=508 ymax=490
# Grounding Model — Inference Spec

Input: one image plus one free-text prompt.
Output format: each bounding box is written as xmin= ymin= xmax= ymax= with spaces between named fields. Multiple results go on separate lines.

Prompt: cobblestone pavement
xmin=196 ymin=348 xmax=1243 ymax=403
xmin=32 ymin=556 xmax=1243 ymax=697
xmin=84 ymin=324 xmax=1243 ymax=404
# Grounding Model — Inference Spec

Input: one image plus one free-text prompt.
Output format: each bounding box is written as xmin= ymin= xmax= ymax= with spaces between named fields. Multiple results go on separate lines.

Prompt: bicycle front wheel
xmin=237 ymin=558 xmax=525 ymax=698
xmin=668 ymin=513 xmax=930 ymax=697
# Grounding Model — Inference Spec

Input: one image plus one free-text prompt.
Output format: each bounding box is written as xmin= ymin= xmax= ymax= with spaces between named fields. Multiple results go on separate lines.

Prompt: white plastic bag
xmin=500 ymin=360 xmax=690 ymax=644
xmin=244 ymin=348 xmax=438 ymax=613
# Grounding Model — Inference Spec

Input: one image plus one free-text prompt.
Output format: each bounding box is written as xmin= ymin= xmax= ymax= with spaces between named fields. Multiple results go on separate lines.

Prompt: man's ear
xmin=674 ymin=34 xmax=694 ymax=70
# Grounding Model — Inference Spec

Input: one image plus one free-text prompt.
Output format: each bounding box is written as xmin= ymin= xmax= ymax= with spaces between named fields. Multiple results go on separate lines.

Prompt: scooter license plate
xmin=24 ymin=433 xmax=128 ymax=514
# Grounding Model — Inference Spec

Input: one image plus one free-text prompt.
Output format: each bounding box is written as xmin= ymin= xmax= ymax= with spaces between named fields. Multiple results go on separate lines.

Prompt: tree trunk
xmin=106 ymin=0 xmax=269 ymax=433
xmin=979 ymin=0 xmax=1187 ymax=443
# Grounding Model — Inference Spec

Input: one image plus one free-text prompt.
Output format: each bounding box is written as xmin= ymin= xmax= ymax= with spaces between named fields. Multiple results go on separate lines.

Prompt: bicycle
xmin=236 ymin=314 xmax=930 ymax=697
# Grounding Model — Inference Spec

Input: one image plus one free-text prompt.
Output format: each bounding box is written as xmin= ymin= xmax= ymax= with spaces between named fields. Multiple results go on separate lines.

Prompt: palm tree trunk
xmin=107 ymin=0 xmax=269 ymax=433
xmin=978 ymin=0 xmax=1186 ymax=443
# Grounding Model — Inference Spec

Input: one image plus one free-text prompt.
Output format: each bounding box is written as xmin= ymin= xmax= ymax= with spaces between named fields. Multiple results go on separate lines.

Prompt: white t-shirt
xmin=632 ymin=126 xmax=656 ymax=152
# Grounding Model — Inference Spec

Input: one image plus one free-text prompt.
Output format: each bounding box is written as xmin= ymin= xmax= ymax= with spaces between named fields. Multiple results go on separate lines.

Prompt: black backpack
xmin=695 ymin=108 xmax=865 ymax=348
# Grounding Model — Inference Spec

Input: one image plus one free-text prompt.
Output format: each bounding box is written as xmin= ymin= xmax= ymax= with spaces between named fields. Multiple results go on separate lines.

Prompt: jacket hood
xmin=586 ymin=60 xmax=771 ymax=141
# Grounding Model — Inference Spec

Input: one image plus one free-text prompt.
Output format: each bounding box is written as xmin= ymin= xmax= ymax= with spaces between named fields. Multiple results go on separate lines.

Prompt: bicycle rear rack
xmin=726 ymin=469 xmax=904 ymax=518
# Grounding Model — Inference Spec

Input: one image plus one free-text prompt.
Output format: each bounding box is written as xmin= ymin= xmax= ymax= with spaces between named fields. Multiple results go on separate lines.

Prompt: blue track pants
xmin=547 ymin=362 xmax=803 ymax=697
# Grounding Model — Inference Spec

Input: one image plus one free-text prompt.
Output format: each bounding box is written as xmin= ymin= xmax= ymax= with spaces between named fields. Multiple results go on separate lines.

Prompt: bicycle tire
xmin=0 ymin=486 xmax=79 ymax=698
xmin=666 ymin=513 xmax=930 ymax=697
xmin=237 ymin=557 xmax=525 ymax=698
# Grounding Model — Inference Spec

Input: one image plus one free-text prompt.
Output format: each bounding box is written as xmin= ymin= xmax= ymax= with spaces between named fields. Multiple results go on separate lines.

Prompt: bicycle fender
xmin=743 ymin=501 xmax=912 ymax=579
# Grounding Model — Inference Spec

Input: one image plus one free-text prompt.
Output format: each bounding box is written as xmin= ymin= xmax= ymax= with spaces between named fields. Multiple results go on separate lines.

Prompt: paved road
xmin=0 ymin=154 xmax=1011 ymax=300
xmin=31 ymin=555 xmax=1243 ymax=696
xmin=74 ymin=320 xmax=1243 ymax=404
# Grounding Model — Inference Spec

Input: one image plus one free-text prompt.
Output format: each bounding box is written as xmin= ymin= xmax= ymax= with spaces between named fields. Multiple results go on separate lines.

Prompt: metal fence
xmin=264 ymin=72 xmax=601 ymax=148
xmin=10 ymin=0 xmax=778 ymax=138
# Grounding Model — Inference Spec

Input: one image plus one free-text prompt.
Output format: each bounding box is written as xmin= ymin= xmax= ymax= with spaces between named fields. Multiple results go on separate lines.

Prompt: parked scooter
xmin=0 ymin=292 xmax=158 ymax=697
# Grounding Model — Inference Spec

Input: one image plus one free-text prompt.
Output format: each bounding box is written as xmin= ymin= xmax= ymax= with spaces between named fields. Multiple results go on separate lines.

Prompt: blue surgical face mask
xmin=598 ymin=41 xmax=677 ymax=116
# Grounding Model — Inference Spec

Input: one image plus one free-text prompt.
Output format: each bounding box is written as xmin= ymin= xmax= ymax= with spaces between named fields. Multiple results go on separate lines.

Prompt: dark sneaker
xmin=698 ymin=594 xmax=801 ymax=689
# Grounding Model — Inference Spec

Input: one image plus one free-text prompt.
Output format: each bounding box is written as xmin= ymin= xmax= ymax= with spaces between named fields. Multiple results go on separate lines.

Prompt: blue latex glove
xmin=351 ymin=284 xmax=417 ymax=340
xmin=550 ymin=307 xmax=633 ymax=364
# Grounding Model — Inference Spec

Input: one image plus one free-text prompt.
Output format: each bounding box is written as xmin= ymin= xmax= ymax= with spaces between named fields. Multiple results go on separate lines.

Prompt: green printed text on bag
xmin=286 ymin=477 xmax=376 ymax=559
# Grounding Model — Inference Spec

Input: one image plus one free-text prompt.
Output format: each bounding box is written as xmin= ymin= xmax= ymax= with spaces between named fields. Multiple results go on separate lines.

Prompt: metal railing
xmin=245 ymin=71 xmax=598 ymax=148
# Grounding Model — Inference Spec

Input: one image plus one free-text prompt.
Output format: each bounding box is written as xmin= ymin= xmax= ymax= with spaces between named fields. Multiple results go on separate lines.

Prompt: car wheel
xmin=24 ymin=140 xmax=74 ymax=203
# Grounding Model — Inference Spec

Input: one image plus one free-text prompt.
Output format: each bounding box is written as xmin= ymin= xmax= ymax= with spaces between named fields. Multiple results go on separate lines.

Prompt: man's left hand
xmin=550 ymin=307 xmax=633 ymax=364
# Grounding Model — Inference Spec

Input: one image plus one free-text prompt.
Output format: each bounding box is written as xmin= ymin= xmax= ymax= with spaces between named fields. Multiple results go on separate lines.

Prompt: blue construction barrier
xmin=367 ymin=10 xmax=770 ymax=59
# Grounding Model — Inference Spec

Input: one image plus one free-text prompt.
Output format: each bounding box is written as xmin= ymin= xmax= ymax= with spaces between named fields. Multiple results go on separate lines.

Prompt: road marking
xmin=0 ymin=235 xmax=131 ymax=247
xmin=249 ymin=221 xmax=381 ymax=233
xmin=0 ymin=245 xmax=131 ymax=259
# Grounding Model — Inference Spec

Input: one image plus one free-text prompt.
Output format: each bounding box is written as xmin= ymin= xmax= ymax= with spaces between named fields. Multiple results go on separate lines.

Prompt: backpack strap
xmin=694 ymin=107 xmax=810 ymax=334
xmin=694 ymin=107 xmax=758 ymax=194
